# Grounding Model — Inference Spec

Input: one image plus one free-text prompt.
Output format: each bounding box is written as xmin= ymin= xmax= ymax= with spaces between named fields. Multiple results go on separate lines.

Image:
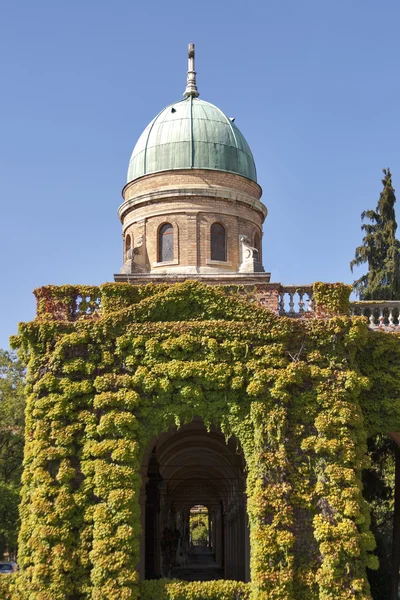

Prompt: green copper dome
xmin=127 ymin=96 xmax=257 ymax=183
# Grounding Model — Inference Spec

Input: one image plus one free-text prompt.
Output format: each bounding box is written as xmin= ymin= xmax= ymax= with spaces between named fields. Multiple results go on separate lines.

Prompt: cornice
xmin=118 ymin=186 xmax=268 ymax=222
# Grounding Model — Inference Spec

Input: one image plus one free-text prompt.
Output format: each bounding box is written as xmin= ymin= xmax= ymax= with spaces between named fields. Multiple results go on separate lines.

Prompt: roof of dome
xmin=127 ymin=95 xmax=257 ymax=183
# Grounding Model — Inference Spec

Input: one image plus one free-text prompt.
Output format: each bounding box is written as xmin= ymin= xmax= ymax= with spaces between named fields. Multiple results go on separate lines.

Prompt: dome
xmin=127 ymin=96 xmax=257 ymax=183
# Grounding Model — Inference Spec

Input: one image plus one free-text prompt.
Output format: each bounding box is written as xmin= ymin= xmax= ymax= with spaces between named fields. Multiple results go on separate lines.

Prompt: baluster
xmin=378 ymin=307 xmax=385 ymax=327
xmin=308 ymin=294 xmax=315 ymax=312
xmin=278 ymin=292 xmax=285 ymax=315
xmin=389 ymin=308 xmax=394 ymax=326
xmin=298 ymin=292 xmax=305 ymax=314
xmin=74 ymin=294 xmax=81 ymax=320
xmin=289 ymin=292 xmax=295 ymax=315
xmin=369 ymin=311 xmax=375 ymax=327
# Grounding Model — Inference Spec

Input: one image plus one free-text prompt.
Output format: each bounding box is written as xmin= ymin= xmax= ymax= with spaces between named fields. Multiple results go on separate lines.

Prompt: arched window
xmin=125 ymin=234 xmax=131 ymax=260
xmin=253 ymin=232 xmax=261 ymax=257
xmin=211 ymin=223 xmax=226 ymax=262
xmin=158 ymin=223 xmax=174 ymax=262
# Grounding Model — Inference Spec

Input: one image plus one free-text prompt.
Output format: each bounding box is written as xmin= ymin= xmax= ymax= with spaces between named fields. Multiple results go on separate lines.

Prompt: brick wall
xmin=119 ymin=169 xmax=266 ymax=274
xmin=123 ymin=169 xmax=262 ymax=201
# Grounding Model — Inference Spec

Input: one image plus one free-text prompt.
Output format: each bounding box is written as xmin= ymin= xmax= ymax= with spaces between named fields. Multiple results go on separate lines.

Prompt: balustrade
xmin=34 ymin=282 xmax=400 ymax=329
xmin=278 ymin=286 xmax=315 ymax=316
xmin=350 ymin=301 xmax=400 ymax=328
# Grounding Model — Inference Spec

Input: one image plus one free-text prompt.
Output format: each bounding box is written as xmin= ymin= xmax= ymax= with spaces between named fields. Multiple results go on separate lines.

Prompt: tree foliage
xmin=0 ymin=349 xmax=25 ymax=557
xmin=351 ymin=171 xmax=400 ymax=596
xmin=351 ymin=168 xmax=400 ymax=300
xmin=0 ymin=350 xmax=25 ymax=484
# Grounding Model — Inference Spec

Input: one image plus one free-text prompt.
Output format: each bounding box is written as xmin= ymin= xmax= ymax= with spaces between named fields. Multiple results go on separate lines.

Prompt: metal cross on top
xmin=184 ymin=43 xmax=199 ymax=98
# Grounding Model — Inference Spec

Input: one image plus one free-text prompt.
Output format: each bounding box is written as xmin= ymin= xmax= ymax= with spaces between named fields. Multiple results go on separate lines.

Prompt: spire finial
xmin=184 ymin=43 xmax=199 ymax=98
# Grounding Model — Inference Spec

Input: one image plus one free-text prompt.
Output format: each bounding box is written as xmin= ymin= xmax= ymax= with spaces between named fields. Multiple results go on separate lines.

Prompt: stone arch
xmin=125 ymin=233 xmax=132 ymax=260
xmin=139 ymin=418 xmax=249 ymax=582
xmin=253 ymin=230 xmax=261 ymax=258
xmin=158 ymin=222 xmax=174 ymax=263
xmin=389 ymin=432 xmax=400 ymax=600
xmin=389 ymin=432 xmax=400 ymax=447
xmin=210 ymin=222 xmax=227 ymax=262
xmin=363 ymin=431 xmax=400 ymax=600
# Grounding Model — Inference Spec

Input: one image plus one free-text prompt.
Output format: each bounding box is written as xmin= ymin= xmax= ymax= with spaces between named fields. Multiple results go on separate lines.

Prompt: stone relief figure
xmin=239 ymin=235 xmax=264 ymax=273
xmin=134 ymin=234 xmax=143 ymax=253
xmin=125 ymin=247 xmax=134 ymax=261
xmin=120 ymin=234 xmax=146 ymax=274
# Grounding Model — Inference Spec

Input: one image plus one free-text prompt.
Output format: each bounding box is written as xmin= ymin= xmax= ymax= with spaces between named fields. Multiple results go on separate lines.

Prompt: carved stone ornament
xmin=239 ymin=235 xmax=264 ymax=273
xmin=120 ymin=234 xmax=146 ymax=274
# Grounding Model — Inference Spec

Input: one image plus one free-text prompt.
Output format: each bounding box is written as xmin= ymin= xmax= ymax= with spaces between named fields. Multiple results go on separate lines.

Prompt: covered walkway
xmin=139 ymin=420 xmax=249 ymax=581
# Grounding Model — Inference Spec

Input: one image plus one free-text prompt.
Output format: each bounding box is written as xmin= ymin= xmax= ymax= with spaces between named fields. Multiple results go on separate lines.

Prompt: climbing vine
xmin=7 ymin=281 xmax=400 ymax=600
xmin=312 ymin=282 xmax=352 ymax=316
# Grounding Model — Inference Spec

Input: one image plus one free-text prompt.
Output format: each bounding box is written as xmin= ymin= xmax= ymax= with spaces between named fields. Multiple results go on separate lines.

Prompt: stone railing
xmin=278 ymin=286 xmax=315 ymax=316
xmin=32 ymin=282 xmax=400 ymax=330
xmin=350 ymin=301 xmax=400 ymax=329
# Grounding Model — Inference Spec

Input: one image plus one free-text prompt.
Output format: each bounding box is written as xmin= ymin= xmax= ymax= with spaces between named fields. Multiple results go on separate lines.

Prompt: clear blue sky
xmin=1 ymin=0 xmax=399 ymax=348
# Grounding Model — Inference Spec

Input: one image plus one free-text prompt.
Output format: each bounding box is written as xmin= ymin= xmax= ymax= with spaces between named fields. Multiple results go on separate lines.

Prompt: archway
xmin=140 ymin=419 xmax=249 ymax=582
xmin=363 ymin=432 xmax=400 ymax=600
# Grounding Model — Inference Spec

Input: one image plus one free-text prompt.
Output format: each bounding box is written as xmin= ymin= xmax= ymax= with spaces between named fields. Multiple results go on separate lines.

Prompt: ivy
xmin=9 ymin=281 xmax=400 ymax=600
xmin=140 ymin=579 xmax=251 ymax=600
xmin=313 ymin=282 xmax=352 ymax=316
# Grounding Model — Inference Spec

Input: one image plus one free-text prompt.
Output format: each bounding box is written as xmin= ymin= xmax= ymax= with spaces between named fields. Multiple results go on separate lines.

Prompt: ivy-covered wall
xmin=8 ymin=281 xmax=400 ymax=600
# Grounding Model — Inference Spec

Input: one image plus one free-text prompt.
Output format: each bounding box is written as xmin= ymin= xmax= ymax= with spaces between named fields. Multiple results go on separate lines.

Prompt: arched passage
xmin=363 ymin=432 xmax=400 ymax=600
xmin=140 ymin=419 xmax=249 ymax=582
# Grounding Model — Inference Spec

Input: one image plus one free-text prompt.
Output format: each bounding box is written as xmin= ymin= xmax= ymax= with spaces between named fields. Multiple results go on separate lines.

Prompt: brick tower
xmin=115 ymin=44 xmax=270 ymax=285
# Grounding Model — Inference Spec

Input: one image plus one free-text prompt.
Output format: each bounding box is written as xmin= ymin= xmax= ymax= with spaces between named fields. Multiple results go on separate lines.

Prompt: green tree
xmin=351 ymin=171 xmax=400 ymax=598
xmin=0 ymin=349 xmax=25 ymax=557
xmin=0 ymin=482 xmax=20 ymax=556
xmin=350 ymin=168 xmax=400 ymax=300
xmin=0 ymin=350 xmax=25 ymax=484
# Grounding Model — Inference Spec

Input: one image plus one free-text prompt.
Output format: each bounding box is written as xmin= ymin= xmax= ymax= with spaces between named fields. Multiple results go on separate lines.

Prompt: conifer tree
xmin=351 ymin=168 xmax=400 ymax=300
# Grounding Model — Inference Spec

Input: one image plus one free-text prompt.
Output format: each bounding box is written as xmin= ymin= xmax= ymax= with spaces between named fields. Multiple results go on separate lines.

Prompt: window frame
xmin=158 ymin=222 xmax=174 ymax=263
xmin=125 ymin=234 xmax=132 ymax=261
xmin=210 ymin=222 xmax=227 ymax=262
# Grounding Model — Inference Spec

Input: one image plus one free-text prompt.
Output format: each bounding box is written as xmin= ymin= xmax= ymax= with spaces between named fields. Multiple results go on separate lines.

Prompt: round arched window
xmin=158 ymin=223 xmax=174 ymax=262
xmin=125 ymin=234 xmax=131 ymax=260
xmin=211 ymin=223 xmax=226 ymax=262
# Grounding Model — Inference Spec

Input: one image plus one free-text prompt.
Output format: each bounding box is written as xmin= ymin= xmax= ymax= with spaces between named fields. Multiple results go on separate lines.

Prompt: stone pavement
xmin=171 ymin=547 xmax=224 ymax=581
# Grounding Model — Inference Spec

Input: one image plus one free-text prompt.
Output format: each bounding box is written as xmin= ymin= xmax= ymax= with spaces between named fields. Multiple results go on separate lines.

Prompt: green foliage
xmin=362 ymin=435 xmax=395 ymax=599
xmin=0 ymin=350 xmax=25 ymax=557
xmin=140 ymin=579 xmax=250 ymax=600
xmin=351 ymin=168 xmax=400 ymax=300
xmin=0 ymin=576 xmax=13 ymax=600
xmin=0 ymin=482 xmax=20 ymax=557
xmin=312 ymin=282 xmax=352 ymax=315
xmin=0 ymin=350 xmax=25 ymax=484
xmin=9 ymin=280 xmax=400 ymax=600
xmin=189 ymin=507 xmax=208 ymax=546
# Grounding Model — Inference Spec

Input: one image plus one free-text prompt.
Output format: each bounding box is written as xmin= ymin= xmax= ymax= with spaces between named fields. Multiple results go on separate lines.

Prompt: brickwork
xmin=118 ymin=169 xmax=266 ymax=275
xmin=199 ymin=212 xmax=238 ymax=269
xmin=122 ymin=169 xmax=262 ymax=202
xmin=143 ymin=216 xmax=180 ymax=267
xmin=122 ymin=197 xmax=264 ymax=230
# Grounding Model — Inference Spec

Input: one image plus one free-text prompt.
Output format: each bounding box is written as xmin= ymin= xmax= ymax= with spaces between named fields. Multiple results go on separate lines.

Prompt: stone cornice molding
xmin=122 ymin=169 xmax=262 ymax=198
xmin=118 ymin=186 xmax=268 ymax=222
xmin=114 ymin=272 xmax=273 ymax=284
